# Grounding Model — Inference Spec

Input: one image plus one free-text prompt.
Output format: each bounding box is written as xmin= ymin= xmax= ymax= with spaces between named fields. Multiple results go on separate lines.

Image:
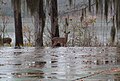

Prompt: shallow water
xmin=0 ymin=47 xmax=120 ymax=81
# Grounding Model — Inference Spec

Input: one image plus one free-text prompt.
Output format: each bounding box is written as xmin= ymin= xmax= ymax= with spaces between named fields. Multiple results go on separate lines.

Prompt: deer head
xmin=52 ymin=31 xmax=70 ymax=47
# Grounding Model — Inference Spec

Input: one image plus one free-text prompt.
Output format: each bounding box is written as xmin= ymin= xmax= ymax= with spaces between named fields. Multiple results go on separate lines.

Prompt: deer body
xmin=3 ymin=38 xmax=12 ymax=45
xmin=52 ymin=32 xmax=70 ymax=47
xmin=0 ymin=36 xmax=12 ymax=46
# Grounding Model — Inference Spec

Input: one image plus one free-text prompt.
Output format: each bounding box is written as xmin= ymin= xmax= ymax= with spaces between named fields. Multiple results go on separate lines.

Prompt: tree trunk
xmin=13 ymin=0 xmax=23 ymax=48
xmin=50 ymin=0 xmax=59 ymax=38
xmin=50 ymin=0 xmax=60 ymax=46
xmin=115 ymin=0 xmax=120 ymax=47
xmin=34 ymin=0 xmax=45 ymax=47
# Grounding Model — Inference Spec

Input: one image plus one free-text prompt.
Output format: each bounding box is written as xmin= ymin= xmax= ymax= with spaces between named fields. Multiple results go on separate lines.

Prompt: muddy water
xmin=0 ymin=47 xmax=120 ymax=81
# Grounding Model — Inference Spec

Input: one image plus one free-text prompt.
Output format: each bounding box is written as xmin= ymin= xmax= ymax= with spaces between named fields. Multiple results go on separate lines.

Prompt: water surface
xmin=0 ymin=47 xmax=120 ymax=81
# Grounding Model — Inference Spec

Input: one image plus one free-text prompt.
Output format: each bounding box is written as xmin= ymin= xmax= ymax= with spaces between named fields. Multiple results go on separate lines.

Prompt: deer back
xmin=52 ymin=37 xmax=66 ymax=44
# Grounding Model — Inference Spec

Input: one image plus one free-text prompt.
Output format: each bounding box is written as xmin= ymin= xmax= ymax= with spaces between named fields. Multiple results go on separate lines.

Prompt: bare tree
xmin=0 ymin=15 xmax=9 ymax=45
xmin=23 ymin=25 xmax=34 ymax=46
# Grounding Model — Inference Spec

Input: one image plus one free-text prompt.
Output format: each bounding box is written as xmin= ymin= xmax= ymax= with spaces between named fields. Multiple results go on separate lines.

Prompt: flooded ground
xmin=0 ymin=47 xmax=120 ymax=81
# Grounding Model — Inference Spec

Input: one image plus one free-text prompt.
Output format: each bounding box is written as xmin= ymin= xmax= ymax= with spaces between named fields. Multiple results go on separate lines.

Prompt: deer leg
xmin=52 ymin=42 xmax=57 ymax=47
xmin=61 ymin=43 xmax=64 ymax=47
xmin=9 ymin=43 xmax=11 ymax=47
xmin=60 ymin=43 xmax=62 ymax=46
xmin=52 ymin=40 xmax=54 ymax=45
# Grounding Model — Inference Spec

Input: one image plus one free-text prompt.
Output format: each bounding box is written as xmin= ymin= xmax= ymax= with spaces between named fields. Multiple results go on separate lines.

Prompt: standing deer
xmin=0 ymin=35 xmax=12 ymax=46
xmin=3 ymin=37 xmax=12 ymax=45
xmin=52 ymin=31 xmax=70 ymax=47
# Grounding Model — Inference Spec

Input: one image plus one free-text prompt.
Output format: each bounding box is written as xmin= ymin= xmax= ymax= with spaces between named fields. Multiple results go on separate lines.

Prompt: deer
xmin=52 ymin=31 xmax=70 ymax=47
xmin=0 ymin=35 xmax=12 ymax=46
xmin=3 ymin=37 xmax=12 ymax=45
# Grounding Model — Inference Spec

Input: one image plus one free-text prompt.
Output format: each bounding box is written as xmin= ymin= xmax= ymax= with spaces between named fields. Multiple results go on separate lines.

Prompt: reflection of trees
xmin=12 ymin=48 xmax=46 ymax=79
xmin=29 ymin=61 xmax=46 ymax=68
xmin=12 ymin=70 xmax=45 ymax=78
xmin=115 ymin=78 xmax=120 ymax=81
xmin=12 ymin=61 xmax=46 ymax=79
xmin=50 ymin=54 xmax=58 ymax=79
xmin=114 ymin=71 xmax=120 ymax=81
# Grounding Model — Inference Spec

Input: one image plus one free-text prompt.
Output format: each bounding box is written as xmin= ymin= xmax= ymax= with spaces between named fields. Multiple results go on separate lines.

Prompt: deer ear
xmin=64 ymin=31 xmax=66 ymax=33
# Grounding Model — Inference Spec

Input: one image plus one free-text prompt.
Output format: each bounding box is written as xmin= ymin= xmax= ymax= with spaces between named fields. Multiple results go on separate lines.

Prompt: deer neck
xmin=0 ymin=36 xmax=2 ymax=41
